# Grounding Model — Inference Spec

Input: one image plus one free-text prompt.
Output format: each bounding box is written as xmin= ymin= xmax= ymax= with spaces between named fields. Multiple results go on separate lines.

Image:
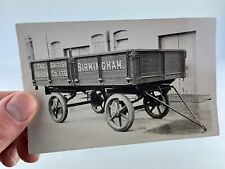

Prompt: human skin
xmin=0 ymin=92 xmax=39 ymax=167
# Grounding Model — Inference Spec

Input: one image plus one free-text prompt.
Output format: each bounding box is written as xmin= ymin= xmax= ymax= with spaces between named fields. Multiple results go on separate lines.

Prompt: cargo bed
xmin=31 ymin=49 xmax=186 ymax=88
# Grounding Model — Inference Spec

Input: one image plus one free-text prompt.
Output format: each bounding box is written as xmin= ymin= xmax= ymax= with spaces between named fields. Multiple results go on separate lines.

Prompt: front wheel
xmin=143 ymin=92 xmax=169 ymax=119
xmin=105 ymin=94 xmax=134 ymax=132
xmin=48 ymin=93 xmax=68 ymax=123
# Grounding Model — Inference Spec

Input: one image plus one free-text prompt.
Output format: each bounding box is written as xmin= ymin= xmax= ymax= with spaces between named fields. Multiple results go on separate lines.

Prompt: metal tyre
xmin=105 ymin=94 xmax=134 ymax=132
xmin=48 ymin=93 xmax=68 ymax=123
xmin=90 ymin=90 xmax=107 ymax=114
xmin=143 ymin=92 xmax=169 ymax=119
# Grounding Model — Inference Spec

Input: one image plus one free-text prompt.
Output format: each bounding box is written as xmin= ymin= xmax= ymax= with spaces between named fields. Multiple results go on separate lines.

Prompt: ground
xmin=29 ymin=93 xmax=218 ymax=153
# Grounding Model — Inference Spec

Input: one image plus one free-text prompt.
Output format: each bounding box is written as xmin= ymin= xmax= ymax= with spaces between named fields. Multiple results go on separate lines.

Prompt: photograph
xmin=16 ymin=18 xmax=218 ymax=154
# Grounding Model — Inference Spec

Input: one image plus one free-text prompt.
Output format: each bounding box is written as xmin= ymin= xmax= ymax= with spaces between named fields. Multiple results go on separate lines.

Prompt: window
xmin=50 ymin=41 xmax=62 ymax=58
xmin=71 ymin=46 xmax=90 ymax=56
xmin=114 ymin=30 xmax=128 ymax=50
xmin=64 ymin=46 xmax=90 ymax=57
xmin=91 ymin=34 xmax=105 ymax=53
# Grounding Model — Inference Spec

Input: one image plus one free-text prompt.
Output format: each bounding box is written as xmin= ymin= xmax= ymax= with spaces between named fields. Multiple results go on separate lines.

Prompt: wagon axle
xmin=47 ymin=84 xmax=207 ymax=133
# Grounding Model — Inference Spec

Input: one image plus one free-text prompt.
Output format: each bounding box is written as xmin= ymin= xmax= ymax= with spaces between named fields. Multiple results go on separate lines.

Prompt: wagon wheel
xmin=105 ymin=94 xmax=134 ymax=132
xmin=48 ymin=93 xmax=68 ymax=123
xmin=90 ymin=90 xmax=107 ymax=114
xmin=143 ymin=92 xmax=169 ymax=119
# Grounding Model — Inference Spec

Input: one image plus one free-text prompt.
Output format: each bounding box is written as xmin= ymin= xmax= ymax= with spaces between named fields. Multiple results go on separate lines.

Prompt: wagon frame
xmin=30 ymin=49 xmax=207 ymax=132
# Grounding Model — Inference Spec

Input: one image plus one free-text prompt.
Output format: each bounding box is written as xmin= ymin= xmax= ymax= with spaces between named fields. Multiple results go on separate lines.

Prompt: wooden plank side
xmin=164 ymin=51 xmax=186 ymax=79
xmin=48 ymin=59 xmax=70 ymax=86
xmin=31 ymin=61 xmax=49 ymax=86
xmin=76 ymin=57 xmax=99 ymax=85
xmin=139 ymin=51 xmax=163 ymax=78
xmin=101 ymin=53 xmax=127 ymax=85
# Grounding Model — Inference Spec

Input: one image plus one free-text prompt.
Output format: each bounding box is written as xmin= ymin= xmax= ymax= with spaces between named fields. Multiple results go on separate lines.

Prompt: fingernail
xmin=6 ymin=93 xmax=37 ymax=122
xmin=7 ymin=148 xmax=19 ymax=165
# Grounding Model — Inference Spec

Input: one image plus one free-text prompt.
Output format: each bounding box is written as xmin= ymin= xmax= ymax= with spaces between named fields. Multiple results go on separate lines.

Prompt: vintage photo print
xmin=16 ymin=18 xmax=218 ymax=154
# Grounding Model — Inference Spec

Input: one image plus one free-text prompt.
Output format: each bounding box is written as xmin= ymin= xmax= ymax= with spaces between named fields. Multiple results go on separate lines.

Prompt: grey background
xmin=0 ymin=0 xmax=225 ymax=169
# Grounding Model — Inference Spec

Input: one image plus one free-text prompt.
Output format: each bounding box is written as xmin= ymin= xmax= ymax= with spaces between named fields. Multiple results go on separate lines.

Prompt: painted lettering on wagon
xmin=78 ymin=60 xmax=124 ymax=72
xmin=50 ymin=61 xmax=67 ymax=69
xmin=50 ymin=61 xmax=68 ymax=78
xmin=34 ymin=71 xmax=49 ymax=78
xmin=34 ymin=63 xmax=47 ymax=70
xmin=51 ymin=70 xmax=68 ymax=78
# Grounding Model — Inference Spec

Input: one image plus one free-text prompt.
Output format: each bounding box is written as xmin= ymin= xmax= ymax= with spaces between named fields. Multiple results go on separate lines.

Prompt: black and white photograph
xmin=16 ymin=18 xmax=218 ymax=154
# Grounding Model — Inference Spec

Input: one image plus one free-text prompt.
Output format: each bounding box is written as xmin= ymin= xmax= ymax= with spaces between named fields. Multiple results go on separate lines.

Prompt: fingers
xmin=0 ymin=92 xmax=38 ymax=153
xmin=0 ymin=142 xmax=19 ymax=167
xmin=16 ymin=130 xmax=40 ymax=163
xmin=0 ymin=91 xmax=15 ymax=100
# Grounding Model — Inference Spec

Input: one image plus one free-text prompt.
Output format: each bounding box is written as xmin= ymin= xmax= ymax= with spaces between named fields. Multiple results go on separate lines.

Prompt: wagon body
xmin=30 ymin=49 xmax=206 ymax=132
xmin=30 ymin=49 xmax=186 ymax=89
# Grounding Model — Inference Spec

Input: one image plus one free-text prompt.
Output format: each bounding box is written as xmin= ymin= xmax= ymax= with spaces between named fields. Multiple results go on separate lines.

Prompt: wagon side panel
xmin=164 ymin=51 xmax=186 ymax=80
xmin=48 ymin=59 xmax=71 ymax=86
xmin=138 ymin=51 xmax=164 ymax=84
xmin=101 ymin=53 xmax=128 ymax=85
xmin=76 ymin=57 xmax=99 ymax=85
xmin=31 ymin=61 xmax=50 ymax=86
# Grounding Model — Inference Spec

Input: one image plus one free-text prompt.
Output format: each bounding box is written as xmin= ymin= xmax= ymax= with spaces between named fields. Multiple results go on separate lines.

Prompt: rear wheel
xmin=105 ymin=94 xmax=134 ymax=132
xmin=143 ymin=91 xmax=169 ymax=119
xmin=90 ymin=90 xmax=107 ymax=114
xmin=48 ymin=93 xmax=68 ymax=123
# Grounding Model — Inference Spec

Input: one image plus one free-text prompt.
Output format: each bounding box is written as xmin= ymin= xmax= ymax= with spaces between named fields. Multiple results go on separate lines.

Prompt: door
xmin=159 ymin=32 xmax=196 ymax=94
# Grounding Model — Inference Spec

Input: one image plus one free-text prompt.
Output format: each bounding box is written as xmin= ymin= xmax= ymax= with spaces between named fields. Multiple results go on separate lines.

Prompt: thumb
xmin=0 ymin=92 xmax=38 ymax=153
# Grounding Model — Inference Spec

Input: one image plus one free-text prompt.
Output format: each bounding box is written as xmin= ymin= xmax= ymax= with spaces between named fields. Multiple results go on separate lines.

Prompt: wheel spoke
xmin=118 ymin=106 xmax=126 ymax=114
xmin=50 ymin=104 xmax=55 ymax=112
xmin=119 ymin=115 xmax=122 ymax=127
xmin=52 ymin=110 xmax=57 ymax=117
xmin=57 ymin=107 xmax=63 ymax=113
xmin=116 ymin=99 xmax=120 ymax=110
xmin=53 ymin=98 xmax=58 ymax=107
xmin=157 ymin=106 xmax=162 ymax=114
xmin=56 ymin=99 xmax=59 ymax=107
xmin=109 ymin=105 xmax=113 ymax=109
xmin=150 ymin=106 xmax=155 ymax=112
xmin=121 ymin=114 xmax=129 ymax=120
xmin=55 ymin=110 xmax=58 ymax=119
xmin=110 ymin=114 xmax=117 ymax=121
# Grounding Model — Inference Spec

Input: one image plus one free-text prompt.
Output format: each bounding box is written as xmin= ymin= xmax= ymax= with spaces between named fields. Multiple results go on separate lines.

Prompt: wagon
xmin=30 ymin=49 xmax=206 ymax=132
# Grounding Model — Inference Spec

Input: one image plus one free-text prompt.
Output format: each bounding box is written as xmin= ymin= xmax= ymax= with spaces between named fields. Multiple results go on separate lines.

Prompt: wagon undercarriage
xmin=47 ymin=84 xmax=207 ymax=133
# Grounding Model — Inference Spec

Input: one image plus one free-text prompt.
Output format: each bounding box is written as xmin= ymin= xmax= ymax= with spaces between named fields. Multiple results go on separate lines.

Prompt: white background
xmin=0 ymin=0 xmax=225 ymax=168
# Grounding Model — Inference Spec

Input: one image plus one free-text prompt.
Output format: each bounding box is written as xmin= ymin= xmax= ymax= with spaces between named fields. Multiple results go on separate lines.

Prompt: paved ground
xmin=29 ymin=93 xmax=219 ymax=153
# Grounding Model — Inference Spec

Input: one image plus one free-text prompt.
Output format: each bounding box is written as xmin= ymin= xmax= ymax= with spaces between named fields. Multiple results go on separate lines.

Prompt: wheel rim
xmin=144 ymin=91 xmax=169 ymax=118
xmin=105 ymin=94 xmax=134 ymax=132
xmin=48 ymin=94 xmax=68 ymax=123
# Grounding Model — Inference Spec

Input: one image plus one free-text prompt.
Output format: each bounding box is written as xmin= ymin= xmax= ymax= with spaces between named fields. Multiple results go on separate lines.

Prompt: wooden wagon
xmin=30 ymin=49 xmax=206 ymax=132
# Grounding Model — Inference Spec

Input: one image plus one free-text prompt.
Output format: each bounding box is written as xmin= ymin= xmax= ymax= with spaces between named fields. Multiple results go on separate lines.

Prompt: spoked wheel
xmin=143 ymin=91 xmax=169 ymax=119
xmin=48 ymin=93 xmax=68 ymax=123
xmin=90 ymin=90 xmax=107 ymax=114
xmin=105 ymin=94 xmax=134 ymax=132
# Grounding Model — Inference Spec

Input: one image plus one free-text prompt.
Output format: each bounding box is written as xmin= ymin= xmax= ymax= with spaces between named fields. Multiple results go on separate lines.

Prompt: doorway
xmin=159 ymin=31 xmax=196 ymax=95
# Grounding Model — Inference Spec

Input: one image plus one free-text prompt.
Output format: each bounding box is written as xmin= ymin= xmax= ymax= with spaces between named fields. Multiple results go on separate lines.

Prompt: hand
xmin=0 ymin=92 xmax=39 ymax=167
